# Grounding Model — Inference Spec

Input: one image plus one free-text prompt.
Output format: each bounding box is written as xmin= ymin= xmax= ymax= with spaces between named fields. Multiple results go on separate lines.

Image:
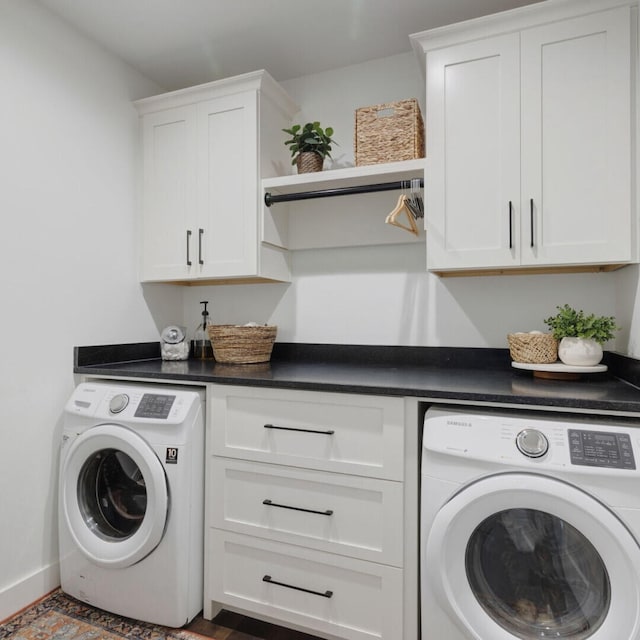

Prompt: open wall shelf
xmin=261 ymin=159 xmax=426 ymax=250
xmin=262 ymin=158 xmax=425 ymax=199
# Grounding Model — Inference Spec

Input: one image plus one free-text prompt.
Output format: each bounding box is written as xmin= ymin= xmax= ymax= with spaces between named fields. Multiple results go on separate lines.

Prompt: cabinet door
xmin=520 ymin=7 xmax=632 ymax=266
xmin=140 ymin=106 xmax=198 ymax=281
xmin=426 ymin=34 xmax=520 ymax=271
xmin=196 ymin=92 xmax=258 ymax=278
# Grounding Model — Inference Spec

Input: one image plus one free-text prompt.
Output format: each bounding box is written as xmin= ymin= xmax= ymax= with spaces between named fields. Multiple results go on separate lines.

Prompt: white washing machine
xmin=421 ymin=405 xmax=640 ymax=640
xmin=59 ymin=381 xmax=205 ymax=627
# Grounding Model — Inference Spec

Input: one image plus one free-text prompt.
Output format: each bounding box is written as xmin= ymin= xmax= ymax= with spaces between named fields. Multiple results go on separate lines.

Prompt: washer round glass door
xmin=62 ymin=424 xmax=168 ymax=569
xmin=426 ymin=472 xmax=640 ymax=639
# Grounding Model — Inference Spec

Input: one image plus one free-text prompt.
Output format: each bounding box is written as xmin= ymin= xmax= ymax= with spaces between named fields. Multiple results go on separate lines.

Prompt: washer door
xmin=426 ymin=472 xmax=640 ymax=639
xmin=61 ymin=424 xmax=168 ymax=569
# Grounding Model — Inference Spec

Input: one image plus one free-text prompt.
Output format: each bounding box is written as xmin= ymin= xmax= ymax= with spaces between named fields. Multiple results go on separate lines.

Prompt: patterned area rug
xmin=0 ymin=589 xmax=208 ymax=640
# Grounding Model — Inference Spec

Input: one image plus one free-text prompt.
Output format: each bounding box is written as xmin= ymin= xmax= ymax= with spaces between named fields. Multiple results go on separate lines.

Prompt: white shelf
xmin=261 ymin=158 xmax=426 ymax=250
xmin=262 ymin=158 xmax=425 ymax=195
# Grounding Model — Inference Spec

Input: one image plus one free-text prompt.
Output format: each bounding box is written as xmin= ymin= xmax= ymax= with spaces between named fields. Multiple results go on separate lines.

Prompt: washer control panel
xmin=569 ymin=429 xmax=635 ymax=470
xmin=134 ymin=393 xmax=176 ymax=419
xmin=66 ymin=382 xmax=200 ymax=425
xmin=424 ymin=406 xmax=640 ymax=474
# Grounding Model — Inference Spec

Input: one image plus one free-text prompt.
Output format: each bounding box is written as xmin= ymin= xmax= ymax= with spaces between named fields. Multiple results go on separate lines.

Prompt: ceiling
xmin=37 ymin=0 xmax=543 ymax=91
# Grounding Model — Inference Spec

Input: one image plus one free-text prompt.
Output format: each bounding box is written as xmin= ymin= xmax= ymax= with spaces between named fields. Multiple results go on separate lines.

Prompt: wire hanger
xmin=385 ymin=193 xmax=419 ymax=236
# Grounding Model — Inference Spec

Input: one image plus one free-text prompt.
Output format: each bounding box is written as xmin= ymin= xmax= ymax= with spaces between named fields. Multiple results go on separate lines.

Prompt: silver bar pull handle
xmin=186 ymin=229 xmax=192 ymax=266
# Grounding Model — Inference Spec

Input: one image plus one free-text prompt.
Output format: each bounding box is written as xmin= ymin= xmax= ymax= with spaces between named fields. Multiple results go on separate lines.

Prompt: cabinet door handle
xmin=262 ymin=575 xmax=333 ymax=599
xmin=263 ymin=499 xmax=333 ymax=516
xmin=264 ymin=423 xmax=335 ymax=435
xmin=530 ymin=198 xmax=535 ymax=248
xmin=508 ymin=201 xmax=513 ymax=250
xmin=186 ymin=229 xmax=192 ymax=266
xmin=198 ymin=228 xmax=204 ymax=265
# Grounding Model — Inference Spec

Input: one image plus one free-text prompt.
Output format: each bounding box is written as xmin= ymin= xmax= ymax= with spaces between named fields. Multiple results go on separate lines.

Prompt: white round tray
xmin=512 ymin=361 xmax=607 ymax=374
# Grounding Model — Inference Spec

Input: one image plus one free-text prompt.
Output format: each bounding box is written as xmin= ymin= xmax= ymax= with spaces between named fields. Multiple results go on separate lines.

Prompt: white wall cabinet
xmin=204 ymin=385 xmax=417 ymax=640
xmin=412 ymin=0 xmax=636 ymax=275
xmin=135 ymin=70 xmax=298 ymax=284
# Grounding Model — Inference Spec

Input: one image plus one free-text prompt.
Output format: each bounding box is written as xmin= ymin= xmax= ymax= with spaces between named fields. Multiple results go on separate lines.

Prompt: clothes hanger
xmin=408 ymin=178 xmax=424 ymax=219
xmin=385 ymin=193 xmax=419 ymax=236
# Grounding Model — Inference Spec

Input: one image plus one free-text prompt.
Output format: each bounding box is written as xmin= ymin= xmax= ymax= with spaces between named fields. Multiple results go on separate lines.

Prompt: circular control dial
xmin=516 ymin=429 xmax=549 ymax=458
xmin=109 ymin=393 xmax=129 ymax=414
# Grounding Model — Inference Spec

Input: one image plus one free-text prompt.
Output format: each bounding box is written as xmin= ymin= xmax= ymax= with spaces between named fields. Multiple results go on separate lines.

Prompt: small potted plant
xmin=282 ymin=121 xmax=336 ymax=173
xmin=544 ymin=304 xmax=619 ymax=366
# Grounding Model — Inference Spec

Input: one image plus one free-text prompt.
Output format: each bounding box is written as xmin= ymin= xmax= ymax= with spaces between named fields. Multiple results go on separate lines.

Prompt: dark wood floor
xmin=186 ymin=609 xmax=323 ymax=640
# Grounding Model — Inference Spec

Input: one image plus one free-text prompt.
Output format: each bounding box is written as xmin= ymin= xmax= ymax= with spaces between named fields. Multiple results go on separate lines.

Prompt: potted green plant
xmin=282 ymin=121 xmax=336 ymax=173
xmin=544 ymin=304 xmax=619 ymax=366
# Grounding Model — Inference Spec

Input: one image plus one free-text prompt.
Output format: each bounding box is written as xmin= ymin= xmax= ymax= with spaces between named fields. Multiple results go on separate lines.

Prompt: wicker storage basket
xmin=207 ymin=324 xmax=277 ymax=364
xmin=507 ymin=332 xmax=558 ymax=364
xmin=354 ymin=99 xmax=425 ymax=166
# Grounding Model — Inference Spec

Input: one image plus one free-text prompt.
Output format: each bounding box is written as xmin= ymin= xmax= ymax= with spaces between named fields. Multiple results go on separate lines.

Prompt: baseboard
xmin=0 ymin=562 xmax=60 ymax=623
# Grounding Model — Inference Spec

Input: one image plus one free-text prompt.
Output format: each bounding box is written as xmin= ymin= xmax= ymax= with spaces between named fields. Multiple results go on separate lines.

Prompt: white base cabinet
xmin=204 ymin=385 xmax=415 ymax=640
xmin=135 ymin=70 xmax=298 ymax=284
xmin=411 ymin=0 xmax=636 ymax=275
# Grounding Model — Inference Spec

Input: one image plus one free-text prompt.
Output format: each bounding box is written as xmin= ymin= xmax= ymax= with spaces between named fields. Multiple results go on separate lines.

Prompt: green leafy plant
xmin=282 ymin=121 xmax=336 ymax=164
xmin=544 ymin=304 xmax=619 ymax=344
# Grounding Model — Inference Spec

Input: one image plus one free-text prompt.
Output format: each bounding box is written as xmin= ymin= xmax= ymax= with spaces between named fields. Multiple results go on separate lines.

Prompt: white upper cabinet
xmin=135 ymin=70 xmax=298 ymax=284
xmin=411 ymin=0 xmax=636 ymax=275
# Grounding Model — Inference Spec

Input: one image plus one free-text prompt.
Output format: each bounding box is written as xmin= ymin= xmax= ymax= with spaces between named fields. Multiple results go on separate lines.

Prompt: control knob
xmin=516 ymin=429 xmax=548 ymax=458
xmin=109 ymin=393 xmax=129 ymax=414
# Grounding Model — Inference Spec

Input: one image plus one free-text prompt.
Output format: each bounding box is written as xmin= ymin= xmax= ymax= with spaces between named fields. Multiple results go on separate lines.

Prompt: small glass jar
xmin=160 ymin=325 xmax=189 ymax=361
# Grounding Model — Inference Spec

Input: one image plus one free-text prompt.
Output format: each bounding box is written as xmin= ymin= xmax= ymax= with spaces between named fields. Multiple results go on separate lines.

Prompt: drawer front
xmin=207 ymin=530 xmax=403 ymax=640
xmin=211 ymin=386 xmax=404 ymax=480
xmin=210 ymin=458 xmax=403 ymax=566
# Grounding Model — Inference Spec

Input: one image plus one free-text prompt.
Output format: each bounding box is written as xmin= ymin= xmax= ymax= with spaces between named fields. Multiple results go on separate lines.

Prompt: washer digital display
xmin=569 ymin=429 xmax=635 ymax=470
xmin=134 ymin=394 xmax=176 ymax=419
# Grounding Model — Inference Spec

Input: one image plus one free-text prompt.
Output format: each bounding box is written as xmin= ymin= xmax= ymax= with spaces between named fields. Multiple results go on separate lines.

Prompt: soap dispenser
xmin=192 ymin=301 xmax=214 ymax=359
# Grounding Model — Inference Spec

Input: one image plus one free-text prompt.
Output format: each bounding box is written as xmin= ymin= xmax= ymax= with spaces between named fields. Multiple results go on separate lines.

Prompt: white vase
xmin=558 ymin=337 xmax=603 ymax=366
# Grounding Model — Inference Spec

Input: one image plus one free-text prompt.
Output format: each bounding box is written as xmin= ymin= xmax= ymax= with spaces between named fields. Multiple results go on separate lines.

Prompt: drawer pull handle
xmin=264 ymin=423 xmax=335 ymax=435
xmin=263 ymin=499 xmax=333 ymax=516
xmin=262 ymin=575 xmax=333 ymax=599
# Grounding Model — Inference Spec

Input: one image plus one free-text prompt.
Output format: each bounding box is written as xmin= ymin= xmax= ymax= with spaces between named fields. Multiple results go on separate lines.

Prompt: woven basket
xmin=207 ymin=324 xmax=277 ymax=364
xmin=354 ymin=99 xmax=425 ymax=166
xmin=507 ymin=333 xmax=558 ymax=364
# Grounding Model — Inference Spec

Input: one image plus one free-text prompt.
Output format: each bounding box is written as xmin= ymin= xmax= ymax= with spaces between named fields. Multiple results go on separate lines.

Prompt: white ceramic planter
xmin=557 ymin=337 xmax=603 ymax=366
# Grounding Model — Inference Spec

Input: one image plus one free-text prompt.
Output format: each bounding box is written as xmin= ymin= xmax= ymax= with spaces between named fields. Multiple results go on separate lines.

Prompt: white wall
xmin=184 ymin=54 xmax=627 ymax=353
xmin=0 ymin=0 xmax=180 ymax=619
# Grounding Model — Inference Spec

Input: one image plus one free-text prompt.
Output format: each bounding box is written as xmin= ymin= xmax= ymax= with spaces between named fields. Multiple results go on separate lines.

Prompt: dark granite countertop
xmin=74 ymin=342 xmax=640 ymax=416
